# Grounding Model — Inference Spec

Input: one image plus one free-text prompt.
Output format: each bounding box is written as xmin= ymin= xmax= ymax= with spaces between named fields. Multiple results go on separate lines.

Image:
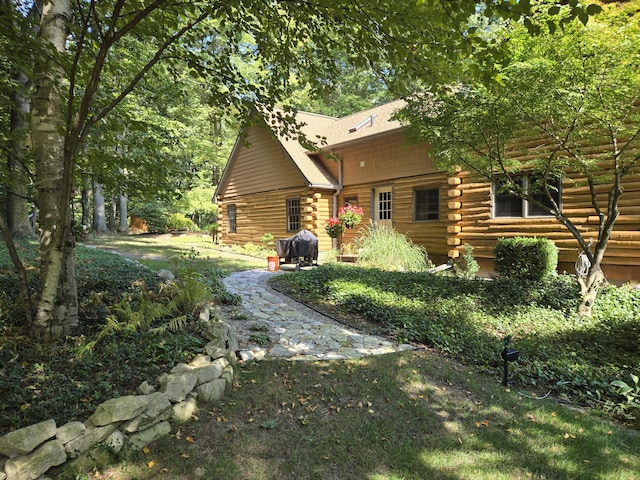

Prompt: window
xmin=227 ymin=204 xmax=237 ymax=233
xmin=344 ymin=197 xmax=358 ymax=209
xmin=493 ymin=175 xmax=561 ymax=218
xmin=376 ymin=188 xmax=392 ymax=221
xmin=414 ymin=188 xmax=440 ymax=221
xmin=287 ymin=198 xmax=300 ymax=231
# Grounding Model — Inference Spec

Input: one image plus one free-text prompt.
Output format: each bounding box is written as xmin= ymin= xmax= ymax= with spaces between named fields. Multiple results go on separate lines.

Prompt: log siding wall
xmin=223 ymin=125 xmax=306 ymax=198
xmin=217 ymin=119 xmax=640 ymax=280
xmin=447 ymin=171 xmax=640 ymax=280
xmin=218 ymin=187 xmax=333 ymax=251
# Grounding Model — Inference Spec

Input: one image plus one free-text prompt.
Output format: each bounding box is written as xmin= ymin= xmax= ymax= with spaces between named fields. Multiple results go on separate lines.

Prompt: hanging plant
xmin=338 ymin=205 xmax=364 ymax=228
xmin=325 ymin=217 xmax=345 ymax=238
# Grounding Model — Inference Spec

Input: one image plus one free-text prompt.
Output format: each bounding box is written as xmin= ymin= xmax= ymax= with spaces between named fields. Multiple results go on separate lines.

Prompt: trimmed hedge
xmin=494 ymin=237 xmax=558 ymax=281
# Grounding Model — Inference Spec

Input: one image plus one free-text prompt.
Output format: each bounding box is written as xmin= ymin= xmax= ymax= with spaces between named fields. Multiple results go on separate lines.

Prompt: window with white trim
xmin=493 ymin=175 xmax=561 ymax=218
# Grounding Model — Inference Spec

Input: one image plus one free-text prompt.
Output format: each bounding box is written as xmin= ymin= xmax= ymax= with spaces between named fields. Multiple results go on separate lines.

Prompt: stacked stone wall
xmin=0 ymin=305 xmax=237 ymax=480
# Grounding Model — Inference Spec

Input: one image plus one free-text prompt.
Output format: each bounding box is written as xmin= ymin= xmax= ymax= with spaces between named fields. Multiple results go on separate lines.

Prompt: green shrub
xmin=454 ymin=243 xmax=480 ymax=279
xmin=166 ymin=213 xmax=195 ymax=231
xmin=132 ymin=202 xmax=170 ymax=233
xmin=355 ymin=223 xmax=433 ymax=272
xmin=494 ymin=237 xmax=558 ymax=281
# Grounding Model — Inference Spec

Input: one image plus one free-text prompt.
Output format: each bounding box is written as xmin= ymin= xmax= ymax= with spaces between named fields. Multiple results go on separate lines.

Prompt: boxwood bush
xmin=494 ymin=236 xmax=558 ymax=281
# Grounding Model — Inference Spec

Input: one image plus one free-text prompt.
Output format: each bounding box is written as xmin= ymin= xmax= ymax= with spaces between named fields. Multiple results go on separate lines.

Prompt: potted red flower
xmin=338 ymin=205 xmax=364 ymax=228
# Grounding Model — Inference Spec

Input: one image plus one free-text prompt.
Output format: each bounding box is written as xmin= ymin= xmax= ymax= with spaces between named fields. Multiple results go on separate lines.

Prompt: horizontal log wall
xmin=447 ymin=170 xmax=640 ymax=278
xmin=337 ymin=172 xmax=450 ymax=260
xmin=217 ymin=188 xmax=333 ymax=252
xmin=222 ymin=125 xmax=304 ymax=198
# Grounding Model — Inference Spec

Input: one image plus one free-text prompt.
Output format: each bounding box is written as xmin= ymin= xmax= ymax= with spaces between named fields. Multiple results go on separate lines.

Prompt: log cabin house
xmin=214 ymin=100 xmax=640 ymax=281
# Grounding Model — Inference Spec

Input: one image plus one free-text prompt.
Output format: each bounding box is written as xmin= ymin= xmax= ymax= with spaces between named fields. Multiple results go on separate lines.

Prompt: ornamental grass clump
xmin=355 ymin=223 xmax=433 ymax=272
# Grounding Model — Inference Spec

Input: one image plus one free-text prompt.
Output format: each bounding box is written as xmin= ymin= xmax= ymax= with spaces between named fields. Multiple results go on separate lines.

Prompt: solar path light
xmin=501 ymin=336 xmax=519 ymax=386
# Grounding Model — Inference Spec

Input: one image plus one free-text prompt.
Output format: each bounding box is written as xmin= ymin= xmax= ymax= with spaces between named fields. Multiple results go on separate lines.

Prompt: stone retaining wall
xmin=0 ymin=305 xmax=237 ymax=480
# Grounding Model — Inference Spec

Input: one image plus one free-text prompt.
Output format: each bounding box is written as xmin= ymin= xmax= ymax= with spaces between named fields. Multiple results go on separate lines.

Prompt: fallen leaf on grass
xmin=185 ymin=436 xmax=195 ymax=443
xmin=298 ymin=415 xmax=310 ymax=425
xmin=181 ymin=453 xmax=190 ymax=459
xmin=142 ymin=447 xmax=150 ymax=454
xmin=148 ymin=460 xmax=155 ymax=468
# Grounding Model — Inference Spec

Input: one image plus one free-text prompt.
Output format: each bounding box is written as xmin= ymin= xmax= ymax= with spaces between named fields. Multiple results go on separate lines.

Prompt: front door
xmin=373 ymin=186 xmax=392 ymax=227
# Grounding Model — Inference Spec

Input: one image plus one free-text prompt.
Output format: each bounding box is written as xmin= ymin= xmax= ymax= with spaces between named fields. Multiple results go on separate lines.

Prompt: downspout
xmin=332 ymin=155 xmax=343 ymax=251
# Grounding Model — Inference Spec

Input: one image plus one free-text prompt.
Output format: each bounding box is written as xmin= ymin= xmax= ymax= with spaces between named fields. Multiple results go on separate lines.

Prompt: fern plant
xmin=76 ymin=246 xmax=229 ymax=357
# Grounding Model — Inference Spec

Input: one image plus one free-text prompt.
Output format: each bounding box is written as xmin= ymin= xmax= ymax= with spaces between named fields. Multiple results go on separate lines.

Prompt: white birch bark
xmin=31 ymin=0 xmax=78 ymax=339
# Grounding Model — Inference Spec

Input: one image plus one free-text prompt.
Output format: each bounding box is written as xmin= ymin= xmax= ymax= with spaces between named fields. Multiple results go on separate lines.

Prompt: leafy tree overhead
xmin=398 ymin=1 xmax=640 ymax=316
xmin=3 ymin=0 xmax=601 ymax=339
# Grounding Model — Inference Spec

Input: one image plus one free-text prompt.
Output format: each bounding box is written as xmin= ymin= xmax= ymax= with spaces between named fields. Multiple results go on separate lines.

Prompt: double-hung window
xmin=414 ymin=187 xmax=440 ymax=221
xmin=287 ymin=198 xmax=300 ymax=231
xmin=493 ymin=175 xmax=561 ymax=218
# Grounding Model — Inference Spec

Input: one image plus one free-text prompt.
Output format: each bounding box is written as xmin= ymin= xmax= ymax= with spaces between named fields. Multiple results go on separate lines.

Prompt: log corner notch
xmin=447 ymin=174 xmax=463 ymax=259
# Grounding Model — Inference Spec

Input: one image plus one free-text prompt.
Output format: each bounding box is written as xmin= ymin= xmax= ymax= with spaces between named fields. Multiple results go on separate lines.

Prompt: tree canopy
xmin=398 ymin=1 xmax=640 ymax=315
xmin=0 ymin=0 xmax=604 ymax=337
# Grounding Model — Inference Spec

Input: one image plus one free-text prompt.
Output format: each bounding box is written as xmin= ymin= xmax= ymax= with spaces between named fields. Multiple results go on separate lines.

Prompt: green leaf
xmin=547 ymin=6 xmax=561 ymax=16
xmin=586 ymin=4 xmax=603 ymax=16
xmin=578 ymin=11 xmax=589 ymax=26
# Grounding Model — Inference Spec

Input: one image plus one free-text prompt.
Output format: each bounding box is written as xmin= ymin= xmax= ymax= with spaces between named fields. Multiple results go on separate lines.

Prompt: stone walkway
xmin=221 ymin=269 xmax=415 ymax=361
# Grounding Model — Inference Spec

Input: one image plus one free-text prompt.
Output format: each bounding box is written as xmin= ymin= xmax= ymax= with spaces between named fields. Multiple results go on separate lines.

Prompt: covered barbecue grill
xmin=276 ymin=230 xmax=319 ymax=270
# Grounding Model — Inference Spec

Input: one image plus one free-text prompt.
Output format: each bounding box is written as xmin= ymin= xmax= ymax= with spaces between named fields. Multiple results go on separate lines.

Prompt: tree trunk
xmin=7 ymin=69 xmax=36 ymax=238
xmin=31 ymin=0 xmax=78 ymax=340
xmin=109 ymin=194 xmax=117 ymax=231
xmin=92 ymin=181 xmax=108 ymax=232
xmin=119 ymin=193 xmax=129 ymax=232
xmin=577 ymin=264 xmax=605 ymax=317
xmin=81 ymin=176 xmax=91 ymax=229
xmin=5 ymin=0 xmax=36 ymax=239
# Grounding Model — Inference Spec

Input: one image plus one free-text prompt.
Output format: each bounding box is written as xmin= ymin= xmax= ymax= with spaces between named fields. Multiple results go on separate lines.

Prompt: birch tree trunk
xmin=31 ymin=0 xmax=78 ymax=340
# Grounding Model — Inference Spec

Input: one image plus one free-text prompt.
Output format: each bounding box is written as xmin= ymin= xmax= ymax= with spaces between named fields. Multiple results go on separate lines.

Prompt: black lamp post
xmin=501 ymin=336 xmax=519 ymax=386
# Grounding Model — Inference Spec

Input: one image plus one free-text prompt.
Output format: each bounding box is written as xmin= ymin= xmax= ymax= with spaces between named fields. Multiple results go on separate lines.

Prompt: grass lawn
xmin=2 ymin=233 xmax=639 ymax=479
xmin=84 ymin=231 xmax=267 ymax=271
xmin=90 ymin=351 xmax=639 ymax=480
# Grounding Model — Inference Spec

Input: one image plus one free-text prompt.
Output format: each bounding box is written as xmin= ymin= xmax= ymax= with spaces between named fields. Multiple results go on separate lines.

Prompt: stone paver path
xmin=222 ymin=269 xmax=415 ymax=361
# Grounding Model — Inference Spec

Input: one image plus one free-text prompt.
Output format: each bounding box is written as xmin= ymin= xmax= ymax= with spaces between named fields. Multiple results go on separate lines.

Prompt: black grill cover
xmin=276 ymin=229 xmax=318 ymax=263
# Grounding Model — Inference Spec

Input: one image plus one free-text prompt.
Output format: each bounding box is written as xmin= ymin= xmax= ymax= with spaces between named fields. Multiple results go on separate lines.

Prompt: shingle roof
xmin=275 ymin=99 xmax=407 ymax=187
xmin=319 ymin=99 xmax=406 ymax=149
